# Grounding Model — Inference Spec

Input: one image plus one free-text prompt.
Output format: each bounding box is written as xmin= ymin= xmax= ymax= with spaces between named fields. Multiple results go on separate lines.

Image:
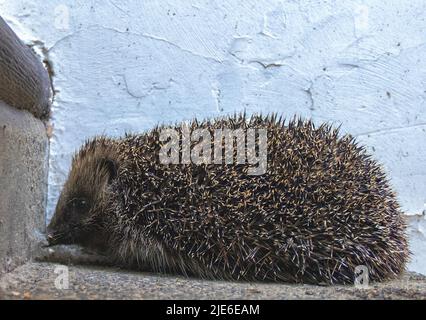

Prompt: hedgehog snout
xmin=46 ymin=225 xmax=67 ymax=246
xmin=46 ymin=232 xmax=56 ymax=246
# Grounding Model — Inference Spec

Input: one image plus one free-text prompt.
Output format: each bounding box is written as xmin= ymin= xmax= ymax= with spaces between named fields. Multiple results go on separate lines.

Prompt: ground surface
xmin=0 ymin=262 xmax=426 ymax=300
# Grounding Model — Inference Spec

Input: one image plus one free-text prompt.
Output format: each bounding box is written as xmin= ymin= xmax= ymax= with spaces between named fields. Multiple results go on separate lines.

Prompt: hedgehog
xmin=47 ymin=114 xmax=409 ymax=284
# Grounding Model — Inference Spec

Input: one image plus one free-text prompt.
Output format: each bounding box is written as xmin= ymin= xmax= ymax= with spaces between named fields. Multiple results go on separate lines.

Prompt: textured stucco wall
xmin=1 ymin=0 xmax=425 ymax=274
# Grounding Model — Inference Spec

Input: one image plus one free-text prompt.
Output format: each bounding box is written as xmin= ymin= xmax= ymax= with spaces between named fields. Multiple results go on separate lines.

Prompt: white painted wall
xmin=1 ymin=0 xmax=425 ymax=274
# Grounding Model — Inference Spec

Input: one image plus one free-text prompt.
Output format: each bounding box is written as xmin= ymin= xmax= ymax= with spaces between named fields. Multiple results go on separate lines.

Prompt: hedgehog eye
xmin=71 ymin=198 xmax=89 ymax=211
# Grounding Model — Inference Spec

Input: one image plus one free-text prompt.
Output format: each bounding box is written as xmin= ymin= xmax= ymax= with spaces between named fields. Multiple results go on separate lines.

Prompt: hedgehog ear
xmin=99 ymin=158 xmax=117 ymax=183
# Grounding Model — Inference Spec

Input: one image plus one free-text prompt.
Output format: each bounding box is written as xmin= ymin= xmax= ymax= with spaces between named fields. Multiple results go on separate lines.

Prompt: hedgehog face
xmin=47 ymin=148 xmax=117 ymax=249
xmin=47 ymin=185 xmax=94 ymax=246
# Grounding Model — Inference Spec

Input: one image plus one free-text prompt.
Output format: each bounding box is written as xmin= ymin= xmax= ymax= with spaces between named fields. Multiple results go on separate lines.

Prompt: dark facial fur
xmin=47 ymin=137 xmax=117 ymax=251
xmin=47 ymin=114 xmax=409 ymax=284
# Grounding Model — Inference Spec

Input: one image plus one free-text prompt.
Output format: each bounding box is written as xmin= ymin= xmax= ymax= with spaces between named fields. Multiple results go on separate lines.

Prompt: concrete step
xmin=0 ymin=261 xmax=425 ymax=300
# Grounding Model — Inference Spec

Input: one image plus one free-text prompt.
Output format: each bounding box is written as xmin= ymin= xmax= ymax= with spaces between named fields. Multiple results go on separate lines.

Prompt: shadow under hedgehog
xmin=47 ymin=114 xmax=409 ymax=285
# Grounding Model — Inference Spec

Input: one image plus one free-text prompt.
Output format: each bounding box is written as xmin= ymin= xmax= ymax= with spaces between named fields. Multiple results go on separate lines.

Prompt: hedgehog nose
xmin=46 ymin=233 xmax=56 ymax=246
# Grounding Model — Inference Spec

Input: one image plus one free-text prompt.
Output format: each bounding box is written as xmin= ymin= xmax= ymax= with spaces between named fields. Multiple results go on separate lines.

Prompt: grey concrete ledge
xmin=0 ymin=16 xmax=51 ymax=120
xmin=0 ymin=262 xmax=425 ymax=300
xmin=0 ymin=101 xmax=48 ymax=274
